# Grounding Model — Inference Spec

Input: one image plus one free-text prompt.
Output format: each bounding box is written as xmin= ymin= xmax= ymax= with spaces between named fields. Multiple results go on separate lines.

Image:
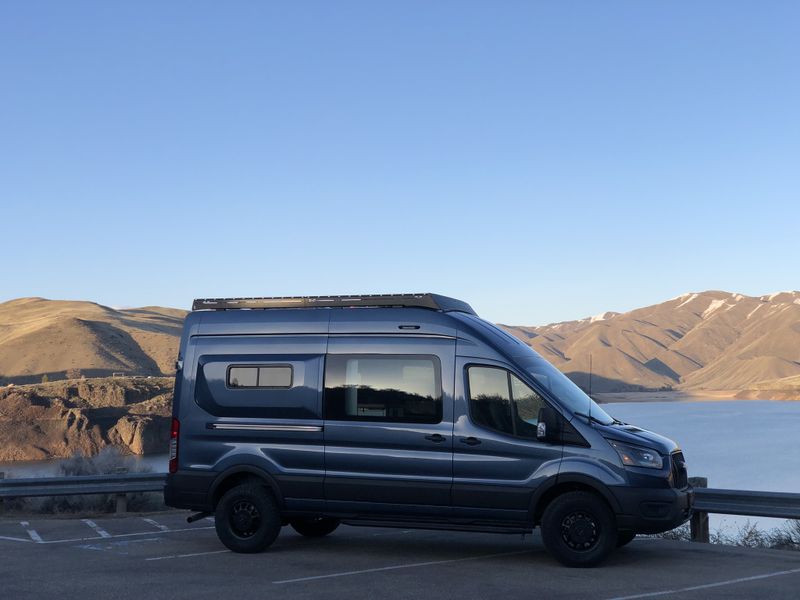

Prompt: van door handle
xmin=459 ymin=436 xmax=481 ymax=446
xmin=425 ymin=434 xmax=446 ymax=443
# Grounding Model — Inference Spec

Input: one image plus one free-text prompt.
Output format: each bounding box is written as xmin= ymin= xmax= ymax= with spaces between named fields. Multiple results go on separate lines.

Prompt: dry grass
xmin=2 ymin=447 xmax=166 ymax=514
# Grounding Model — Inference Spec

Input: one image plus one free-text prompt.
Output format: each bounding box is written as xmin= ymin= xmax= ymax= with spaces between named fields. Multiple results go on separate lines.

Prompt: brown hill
xmin=502 ymin=290 xmax=800 ymax=393
xmin=0 ymin=298 xmax=187 ymax=384
xmin=0 ymin=376 xmax=173 ymax=460
xmin=2 ymin=292 xmax=798 ymax=394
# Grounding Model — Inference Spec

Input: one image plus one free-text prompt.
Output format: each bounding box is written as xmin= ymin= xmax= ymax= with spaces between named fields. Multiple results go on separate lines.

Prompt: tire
xmin=215 ymin=483 xmax=282 ymax=553
xmin=540 ymin=491 xmax=618 ymax=567
xmin=290 ymin=517 xmax=341 ymax=537
xmin=616 ymin=530 xmax=636 ymax=548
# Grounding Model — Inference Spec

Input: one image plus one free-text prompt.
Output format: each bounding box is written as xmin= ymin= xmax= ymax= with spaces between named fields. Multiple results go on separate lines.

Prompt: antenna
xmin=589 ymin=353 xmax=593 ymax=424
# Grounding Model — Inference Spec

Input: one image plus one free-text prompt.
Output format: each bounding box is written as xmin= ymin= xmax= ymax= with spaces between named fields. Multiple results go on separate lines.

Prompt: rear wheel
xmin=215 ymin=483 xmax=281 ymax=553
xmin=290 ymin=517 xmax=341 ymax=537
xmin=540 ymin=491 xmax=618 ymax=567
xmin=617 ymin=530 xmax=636 ymax=547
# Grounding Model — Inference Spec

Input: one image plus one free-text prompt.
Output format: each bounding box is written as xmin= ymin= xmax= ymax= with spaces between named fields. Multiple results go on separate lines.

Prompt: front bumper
xmin=613 ymin=485 xmax=693 ymax=534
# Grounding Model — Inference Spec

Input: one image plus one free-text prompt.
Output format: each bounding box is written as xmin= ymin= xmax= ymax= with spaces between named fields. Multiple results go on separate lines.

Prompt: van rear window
xmin=227 ymin=365 xmax=293 ymax=388
xmin=324 ymin=355 xmax=441 ymax=423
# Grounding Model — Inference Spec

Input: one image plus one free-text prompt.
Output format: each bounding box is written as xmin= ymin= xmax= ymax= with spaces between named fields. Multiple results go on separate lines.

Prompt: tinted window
xmin=227 ymin=365 xmax=293 ymax=388
xmin=325 ymin=355 xmax=441 ymax=423
xmin=468 ymin=366 xmax=546 ymax=438
xmin=228 ymin=366 xmax=258 ymax=388
xmin=258 ymin=366 xmax=292 ymax=387
xmin=467 ymin=366 xmax=512 ymax=433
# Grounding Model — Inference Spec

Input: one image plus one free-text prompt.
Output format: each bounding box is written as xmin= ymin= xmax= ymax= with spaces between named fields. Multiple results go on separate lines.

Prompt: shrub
xmin=3 ymin=447 xmax=166 ymax=514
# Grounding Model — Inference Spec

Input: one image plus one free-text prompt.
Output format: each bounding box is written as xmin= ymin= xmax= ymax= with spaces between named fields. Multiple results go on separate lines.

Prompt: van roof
xmin=191 ymin=293 xmax=477 ymax=315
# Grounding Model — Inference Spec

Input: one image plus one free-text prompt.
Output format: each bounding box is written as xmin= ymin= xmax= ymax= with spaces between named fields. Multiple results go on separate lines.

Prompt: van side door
xmin=323 ymin=336 xmax=456 ymax=517
xmin=452 ymin=358 xmax=564 ymax=524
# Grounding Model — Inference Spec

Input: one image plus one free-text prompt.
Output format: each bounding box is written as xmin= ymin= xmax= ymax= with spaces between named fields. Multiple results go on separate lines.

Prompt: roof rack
xmin=191 ymin=293 xmax=476 ymax=315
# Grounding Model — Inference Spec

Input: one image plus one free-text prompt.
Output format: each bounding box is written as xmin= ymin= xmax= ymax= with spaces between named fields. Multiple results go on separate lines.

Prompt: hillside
xmin=502 ymin=290 xmax=800 ymax=393
xmin=2 ymin=292 xmax=799 ymax=395
xmin=0 ymin=377 xmax=173 ymax=461
xmin=0 ymin=298 xmax=187 ymax=384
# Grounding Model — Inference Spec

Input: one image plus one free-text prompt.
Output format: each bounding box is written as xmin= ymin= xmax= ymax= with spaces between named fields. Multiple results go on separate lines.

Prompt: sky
xmin=1 ymin=1 xmax=799 ymax=325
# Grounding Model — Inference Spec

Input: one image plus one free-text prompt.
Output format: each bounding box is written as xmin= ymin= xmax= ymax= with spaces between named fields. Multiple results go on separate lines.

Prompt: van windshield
xmin=517 ymin=355 xmax=614 ymax=426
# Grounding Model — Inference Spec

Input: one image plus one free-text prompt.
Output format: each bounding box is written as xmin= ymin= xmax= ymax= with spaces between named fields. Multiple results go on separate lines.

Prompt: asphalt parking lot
xmin=1 ymin=511 xmax=799 ymax=600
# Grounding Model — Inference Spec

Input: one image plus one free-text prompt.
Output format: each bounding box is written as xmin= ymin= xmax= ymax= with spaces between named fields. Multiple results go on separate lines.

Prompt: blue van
xmin=165 ymin=294 xmax=691 ymax=567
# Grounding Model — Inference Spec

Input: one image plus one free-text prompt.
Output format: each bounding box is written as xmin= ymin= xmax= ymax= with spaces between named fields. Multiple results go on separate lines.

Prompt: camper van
xmin=165 ymin=294 xmax=691 ymax=567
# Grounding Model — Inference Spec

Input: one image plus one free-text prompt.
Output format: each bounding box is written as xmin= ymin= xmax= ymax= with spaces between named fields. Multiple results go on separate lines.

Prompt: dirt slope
xmin=502 ymin=290 xmax=800 ymax=393
xmin=0 ymin=377 xmax=173 ymax=460
xmin=0 ymin=298 xmax=187 ymax=384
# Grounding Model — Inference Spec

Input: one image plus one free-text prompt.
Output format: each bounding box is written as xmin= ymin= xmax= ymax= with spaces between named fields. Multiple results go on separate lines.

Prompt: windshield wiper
xmin=573 ymin=411 xmax=614 ymax=426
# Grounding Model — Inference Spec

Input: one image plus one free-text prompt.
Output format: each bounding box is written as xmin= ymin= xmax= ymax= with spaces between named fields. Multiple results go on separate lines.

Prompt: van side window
xmin=324 ymin=355 xmax=442 ymax=424
xmin=227 ymin=365 xmax=293 ymax=388
xmin=467 ymin=366 xmax=545 ymax=439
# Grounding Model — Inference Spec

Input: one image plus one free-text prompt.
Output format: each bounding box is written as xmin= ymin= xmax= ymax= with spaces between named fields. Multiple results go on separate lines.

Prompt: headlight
xmin=608 ymin=440 xmax=663 ymax=469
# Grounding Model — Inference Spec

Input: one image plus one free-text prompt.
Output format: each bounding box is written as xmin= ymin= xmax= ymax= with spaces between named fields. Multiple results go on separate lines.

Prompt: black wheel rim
xmin=230 ymin=500 xmax=261 ymax=538
xmin=560 ymin=510 xmax=600 ymax=551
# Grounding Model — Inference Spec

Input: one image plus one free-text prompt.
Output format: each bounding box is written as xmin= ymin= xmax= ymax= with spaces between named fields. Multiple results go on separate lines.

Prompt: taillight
xmin=169 ymin=417 xmax=180 ymax=474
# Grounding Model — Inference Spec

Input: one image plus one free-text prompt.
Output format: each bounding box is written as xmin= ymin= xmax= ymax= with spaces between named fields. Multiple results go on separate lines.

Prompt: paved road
xmin=1 ymin=511 xmax=799 ymax=599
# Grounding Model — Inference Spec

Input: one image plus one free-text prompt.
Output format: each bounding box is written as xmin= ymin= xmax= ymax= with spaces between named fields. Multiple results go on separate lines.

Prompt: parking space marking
xmin=78 ymin=537 xmax=161 ymax=552
xmin=146 ymin=549 xmax=229 ymax=561
xmin=81 ymin=519 xmax=112 ymax=538
xmin=272 ymin=549 xmax=530 ymax=584
xmin=141 ymin=518 xmax=170 ymax=531
xmin=39 ymin=525 xmax=214 ymax=545
xmin=19 ymin=521 xmax=43 ymax=543
xmin=606 ymin=567 xmax=800 ymax=600
xmin=0 ymin=535 xmax=32 ymax=542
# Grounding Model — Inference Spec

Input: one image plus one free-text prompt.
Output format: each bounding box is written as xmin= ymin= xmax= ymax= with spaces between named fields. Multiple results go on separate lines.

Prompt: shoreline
xmin=594 ymin=390 xmax=800 ymax=403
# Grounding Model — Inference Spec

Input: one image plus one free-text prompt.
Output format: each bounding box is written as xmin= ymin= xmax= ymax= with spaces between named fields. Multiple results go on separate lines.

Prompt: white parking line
xmin=273 ymin=550 xmax=530 ymax=584
xmin=606 ymin=567 xmax=800 ymax=600
xmin=81 ymin=519 xmax=112 ymax=538
xmin=19 ymin=521 xmax=43 ymax=543
xmin=39 ymin=526 xmax=214 ymax=545
xmin=141 ymin=518 xmax=170 ymax=532
xmin=146 ymin=550 xmax=229 ymax=561
xmin=1 ymin=535 xmax=33 ymax=543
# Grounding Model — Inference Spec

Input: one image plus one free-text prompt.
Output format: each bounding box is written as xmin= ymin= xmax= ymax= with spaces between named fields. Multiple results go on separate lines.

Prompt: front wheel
xmin=290 ymin=517 xmax=340 ymax=537
xmin=215 ymin=483 xmax=282 ymax=553
xmin=540 ymin=491 xmax=618 ymax=567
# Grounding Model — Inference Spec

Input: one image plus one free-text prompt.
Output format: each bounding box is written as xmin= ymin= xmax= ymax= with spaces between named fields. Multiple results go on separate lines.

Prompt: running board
xmin=341 ymin=519 xmax=532 ymax=535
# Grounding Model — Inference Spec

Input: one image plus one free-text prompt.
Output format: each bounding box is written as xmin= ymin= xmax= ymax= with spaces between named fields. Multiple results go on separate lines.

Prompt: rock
xmin=0 ymin=376 xmax=173 ymax=461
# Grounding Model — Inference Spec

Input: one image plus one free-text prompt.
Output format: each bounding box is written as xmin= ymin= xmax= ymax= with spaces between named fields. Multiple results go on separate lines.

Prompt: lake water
xmin=2 ymin=400 xmax=797 ymax=535
xmin=604 ymin=400 xmax=800 ymax=534
xmin=0 ymin=453 xmax=168 ymax=479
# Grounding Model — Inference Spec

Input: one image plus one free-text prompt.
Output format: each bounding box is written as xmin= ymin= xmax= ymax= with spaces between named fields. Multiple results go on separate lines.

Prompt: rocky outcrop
xmin=0 ymin=377 xmax=173 ymax=461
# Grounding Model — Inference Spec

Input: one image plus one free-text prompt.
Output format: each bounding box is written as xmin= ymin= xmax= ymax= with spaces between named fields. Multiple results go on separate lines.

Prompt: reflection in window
xmin=228 ymin=365 xmax=293 ymax=388
xmin=324 ymin=355 xmax=441 ymax=423
xmin=468 ymin=366 xmax=545 ymax=438
xmin=229 ymin=366 xmax=258 ymax=388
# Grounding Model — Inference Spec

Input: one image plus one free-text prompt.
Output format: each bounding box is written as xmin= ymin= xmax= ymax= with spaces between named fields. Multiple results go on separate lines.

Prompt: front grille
xmin=671 ymin=451 xmax=688 ymax=489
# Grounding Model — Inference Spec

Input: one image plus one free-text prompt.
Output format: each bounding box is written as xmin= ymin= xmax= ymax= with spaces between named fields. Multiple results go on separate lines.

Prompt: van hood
xmin=596 ymin=422 xmax=679 ymax=455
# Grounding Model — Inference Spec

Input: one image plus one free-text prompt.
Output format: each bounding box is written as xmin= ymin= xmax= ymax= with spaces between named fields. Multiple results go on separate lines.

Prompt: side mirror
xmin=537 ymin=406 xmax=562 ymax=443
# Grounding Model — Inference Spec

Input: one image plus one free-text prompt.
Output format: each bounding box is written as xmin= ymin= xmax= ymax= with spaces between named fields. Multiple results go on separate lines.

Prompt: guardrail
xmin=0 ymin=472 xmax=798 ymax=540
xmin=0 ymin=472 xmax=166 ymax=513
xmin=689 ymin=476 xmax=800 ymax=543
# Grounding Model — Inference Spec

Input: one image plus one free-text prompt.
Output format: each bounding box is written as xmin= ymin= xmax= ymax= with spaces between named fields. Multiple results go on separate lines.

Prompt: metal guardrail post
xmin=689 ymin=476 xmax=709 ymax=543
xmin=113 ymin=467 xmax=128 ymax=513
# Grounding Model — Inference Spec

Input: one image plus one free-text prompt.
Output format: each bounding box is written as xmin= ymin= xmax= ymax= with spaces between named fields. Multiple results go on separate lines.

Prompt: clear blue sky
xmin=2 ymin=2 xmax=798 ymax=325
